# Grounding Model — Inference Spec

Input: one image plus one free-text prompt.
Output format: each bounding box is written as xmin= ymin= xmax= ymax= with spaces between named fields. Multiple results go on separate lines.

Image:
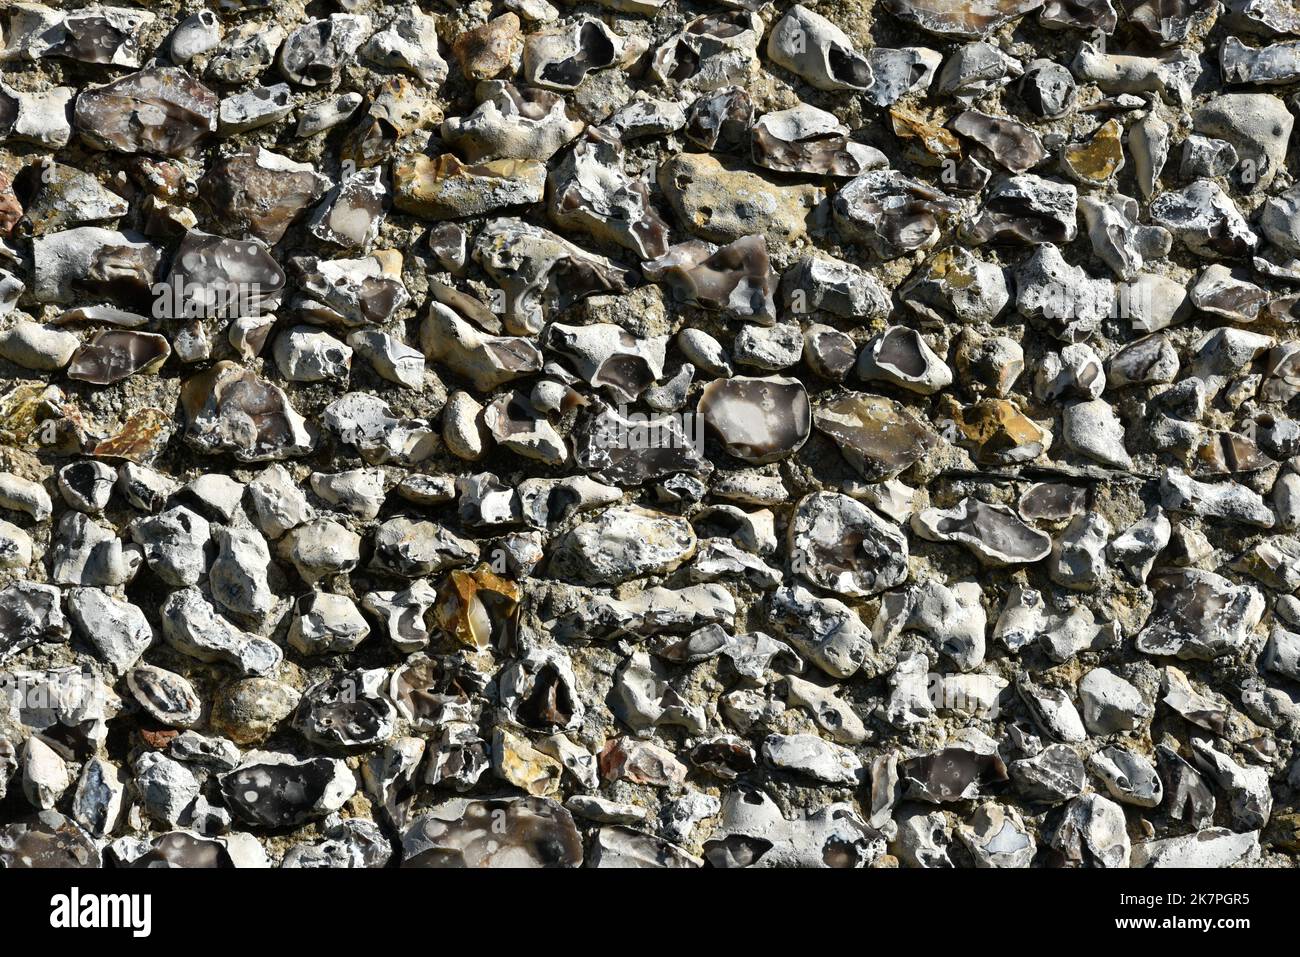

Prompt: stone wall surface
xmin=0 ymin=0 xmax=1296 ymax=869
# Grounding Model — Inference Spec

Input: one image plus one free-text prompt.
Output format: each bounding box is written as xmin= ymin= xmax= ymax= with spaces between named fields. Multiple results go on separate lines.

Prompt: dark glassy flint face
xmin=0 ymin=813 xmax=102 ymax=868
xmin=74 ymin=68 xmax=218 ymax=157
xmin=67 ymin=330 xmax=169 ymax=385
xmin=296 ymin=672 xmax=394 ymax=748
xmin=401 ymin=797 xmax=583 ymax=867
xmin=220 ymin=758 xmax=343 ymax=827
xmin=125 ymin=831 xmax=233 ymax=868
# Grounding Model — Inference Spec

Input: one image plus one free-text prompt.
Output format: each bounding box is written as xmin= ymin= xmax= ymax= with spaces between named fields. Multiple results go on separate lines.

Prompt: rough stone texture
xmin=0 ymin=0 xmax=1292 ymax=874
